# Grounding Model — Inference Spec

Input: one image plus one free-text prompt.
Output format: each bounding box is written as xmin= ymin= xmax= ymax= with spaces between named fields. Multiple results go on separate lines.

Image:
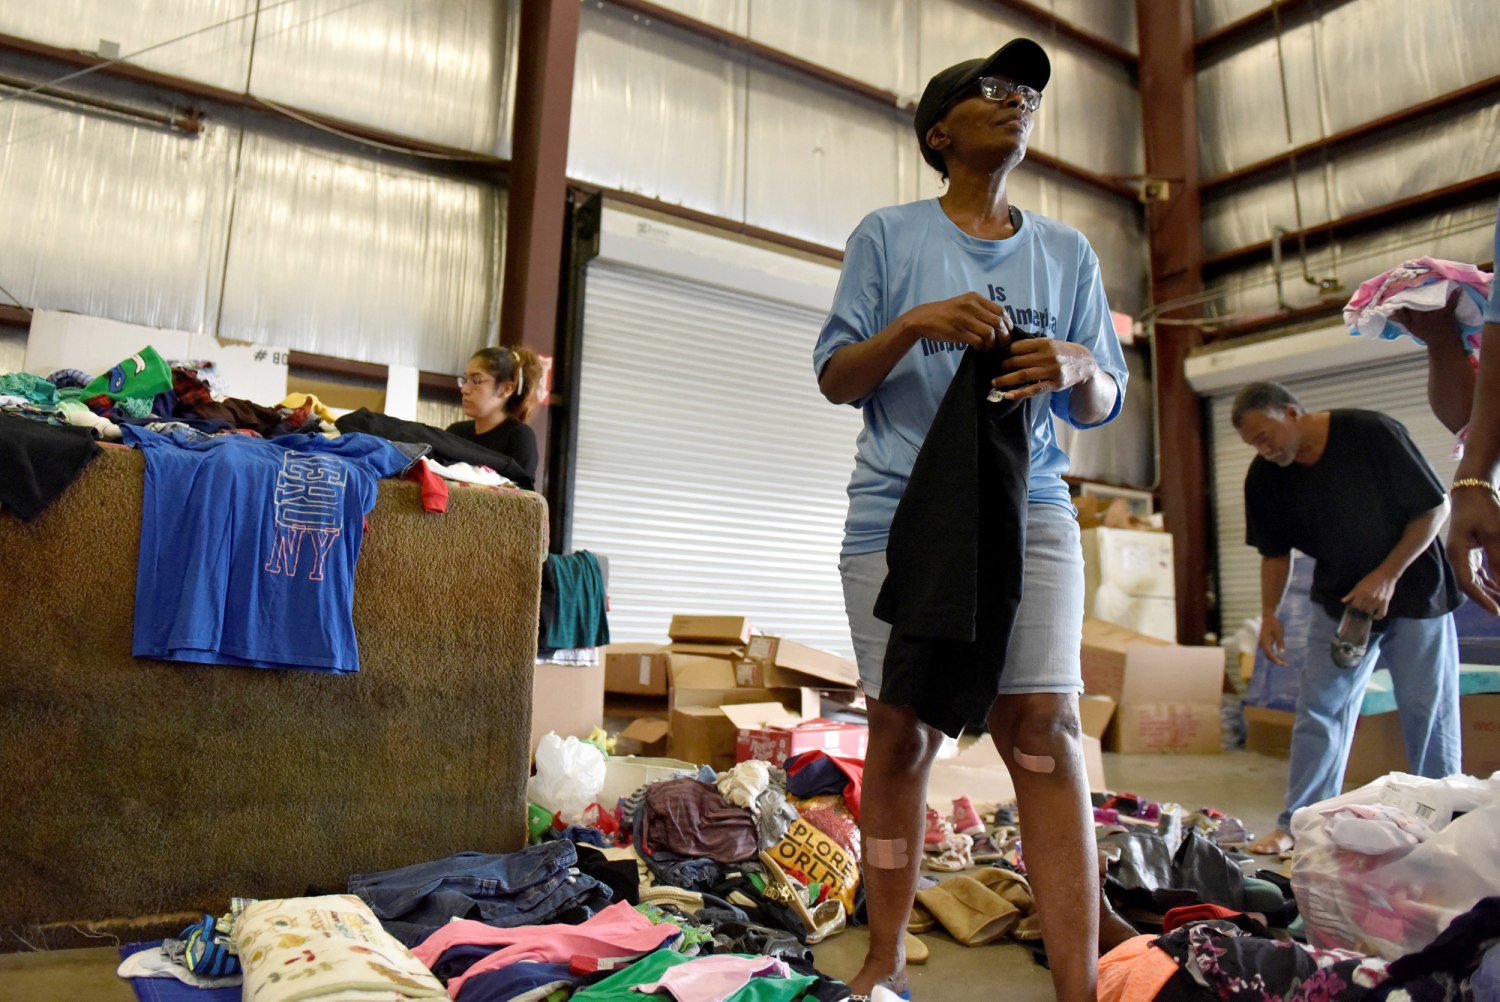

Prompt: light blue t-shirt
xmin=813 ymin=199 xmax=1129 ymax=555
xmin=125 ymin=427 xmax=412 ymax=672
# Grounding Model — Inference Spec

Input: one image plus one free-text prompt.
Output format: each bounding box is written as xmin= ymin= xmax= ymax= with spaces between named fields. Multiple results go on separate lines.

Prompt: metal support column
xmin=502 ymin=0 xmax=581 ymax=497
xmin=1138 ymin=0 xmax=1211 ymax=644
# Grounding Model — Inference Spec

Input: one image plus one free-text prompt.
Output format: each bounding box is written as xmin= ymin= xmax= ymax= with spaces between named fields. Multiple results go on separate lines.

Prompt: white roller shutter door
xmin=570 ymin=211 xmax=861 ymax=654
xmin=1209 ymin=353 xmax=1459 ymax=638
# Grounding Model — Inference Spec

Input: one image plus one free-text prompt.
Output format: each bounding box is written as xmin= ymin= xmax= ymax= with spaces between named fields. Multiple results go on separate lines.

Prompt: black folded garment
xmin=0 ymin=413 xmax=102 ymax=521
xmin=334 ymin=408 xmax=533 ymax=489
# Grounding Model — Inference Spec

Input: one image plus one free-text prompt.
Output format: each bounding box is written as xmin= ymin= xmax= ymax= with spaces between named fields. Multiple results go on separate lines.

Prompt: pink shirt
xmin=412 ymin=902 xmax=680 ymax=999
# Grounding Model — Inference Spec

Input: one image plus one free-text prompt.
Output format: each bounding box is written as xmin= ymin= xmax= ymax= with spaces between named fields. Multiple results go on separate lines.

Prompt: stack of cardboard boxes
xmin=1081 ymin=526 xmax=1177 ymax=644
xmin=603 ymin=616 xmax=864 ymax=771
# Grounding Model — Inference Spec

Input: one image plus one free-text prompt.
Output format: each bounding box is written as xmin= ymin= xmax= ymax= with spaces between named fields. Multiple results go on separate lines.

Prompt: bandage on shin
xmin=1012 ymin=745 xmax=1056 ymax=774
xmin=865 ymin=837 xmax=910 ymax=868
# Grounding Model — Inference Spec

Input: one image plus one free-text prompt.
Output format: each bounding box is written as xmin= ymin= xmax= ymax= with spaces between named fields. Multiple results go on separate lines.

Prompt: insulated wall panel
xmin=1317 ymin=0 xmax=1499 ymax=138
xmin=1196 ymin=24 xmax=1323 ymax=179
xmin=1193 ymin=0 xmax=1264 ymax=36
xmin=250 ymin=0 xmax=517 ymax=156
xmin=638 ymin=0 xmax=749 ymax=33
xmin=744 ymin=66 xmax=911 ymax=248
xmin=0 ymin=98 xmax=234 ymax=334
xmin=1206 ymin=197 xmax=1497 ymax=318
xmin=1202 ymin=164 xmax=1335 ymax=256
xmin=218 ymin=131 xmax=502 ymax=374
xmin=748 ymin=0 xmax=915 ymax=96
xmin=568 ymin=3 xmax=746 ymax=219
xmin=1043 ymin=39 xmax=1144 ymax=179
xmin=0 ymin=0 xmax=255 ymax=91
xmin=1052 ymin=0 xmax=1138 ymax=53
xmin=1203 ymin=104 xmax=1500 ymax=256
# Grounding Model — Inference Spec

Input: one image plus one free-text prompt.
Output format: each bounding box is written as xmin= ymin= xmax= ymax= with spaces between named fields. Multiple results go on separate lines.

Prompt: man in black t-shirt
xmin=1233 ymin=381 xmax=1462 ymax=855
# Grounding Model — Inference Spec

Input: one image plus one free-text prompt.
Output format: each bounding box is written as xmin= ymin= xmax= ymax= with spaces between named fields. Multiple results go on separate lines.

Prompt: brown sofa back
xmin=0 ymin=448 xmax=545 ymax=932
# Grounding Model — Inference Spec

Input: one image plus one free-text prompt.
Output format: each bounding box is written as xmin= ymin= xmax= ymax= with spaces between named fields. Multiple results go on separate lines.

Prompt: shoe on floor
xmin=923 ymin=807 xmax=951 ymax=849
xmin=951 ymin=795 xmax=985 ymax=836
xmin=904 ymin=931 xmax=929 ymax=965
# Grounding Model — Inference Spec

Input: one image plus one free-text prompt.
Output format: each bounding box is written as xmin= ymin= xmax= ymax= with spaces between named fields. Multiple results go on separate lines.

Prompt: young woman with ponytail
xmin=447 ymin=346 xmax=543 ymax=483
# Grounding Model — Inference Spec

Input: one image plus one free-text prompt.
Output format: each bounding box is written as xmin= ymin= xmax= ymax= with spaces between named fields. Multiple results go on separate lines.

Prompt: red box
xmin=723 ymin=704 xmax=868 ymax=764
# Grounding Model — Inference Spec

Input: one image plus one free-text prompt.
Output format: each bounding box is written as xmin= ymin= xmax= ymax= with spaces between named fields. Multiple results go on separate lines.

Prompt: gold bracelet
xmin=1451 ymin=478 xmax=1500 ymax=497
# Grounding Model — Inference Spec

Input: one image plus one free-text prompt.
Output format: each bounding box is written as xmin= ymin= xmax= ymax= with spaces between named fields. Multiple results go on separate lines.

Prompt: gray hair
xmin=1231 ymin=381 xmax=1302 ymax=428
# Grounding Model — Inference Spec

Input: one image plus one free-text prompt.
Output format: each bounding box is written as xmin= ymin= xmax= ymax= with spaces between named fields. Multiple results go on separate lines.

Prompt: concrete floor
xmin=0 ymin=749 xmax=1290 ymax=1001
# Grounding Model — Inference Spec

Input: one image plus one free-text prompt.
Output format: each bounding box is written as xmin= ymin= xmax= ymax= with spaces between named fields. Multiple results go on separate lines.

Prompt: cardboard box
xmin=668 ymin=705 xmax=741 ymax=771
xmin=666 ymin=641 xmax=746 ymax=660
xmin=1078 ymin=694 xmax=1116 ymax=740
xmin=1105 ymin=643 xmax=1225 ymax=754
xmin=668 ymin=615 xmax=754 ymax=645
xmin=668 ymin=655 xmax=818 ymax=716
xmin=530 ymin=661 xmax=604 ymax=754
xmin=1346 ymin=693 xmax=1500 ymax=786
xmin=603 ymin=643 xmax=671 ymax=696
xmin=737 ymin=636 xmax=860 ymax=690
xmin=616 ymin=717 xmax=670 ymax=757
xmin=724 ymin=703 xmax=869 ymax=764
xmin=604 ymin=692 xmax=669 ymax=720
xmin=1080 ymin=618 xmax=1169 ymax=702
xmin=1244 ymin=704 xmax=1295 ymax=758
xmin=1082 ymin=528 xmax=1177 ymax=642
xmin=1082 ymin=527 xmax=1175 ymax=598
xmin=1464 ymin=694 xmax=1500 ymax=777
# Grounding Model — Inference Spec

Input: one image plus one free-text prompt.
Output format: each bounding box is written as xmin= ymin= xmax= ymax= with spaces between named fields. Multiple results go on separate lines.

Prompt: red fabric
xmin=784 ymin=751 xmax=865 ymax=821
xmin=1162 ymin=903 xmax=1244 ymax=934
xmin=403 ymin=459 xmax=449 ymax=514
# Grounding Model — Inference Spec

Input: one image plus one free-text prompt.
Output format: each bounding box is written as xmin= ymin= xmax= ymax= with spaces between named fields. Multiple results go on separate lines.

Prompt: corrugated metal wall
xmin=1194 ymin=0 xmax=1500 ymax=320
xmin=2 ymin=0 xmax=1150 ymax=372
xmin=0 ymin=0 xmax=513 ymax=374
xmin=568 ymin=0 xmax=1150 ymax=319
xmin=1191 ymin=0 xmax=1500 ymax=636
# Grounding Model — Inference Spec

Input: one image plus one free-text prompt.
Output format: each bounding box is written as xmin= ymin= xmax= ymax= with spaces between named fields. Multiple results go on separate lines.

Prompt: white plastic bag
xmin=1290 ymin=771 xmax=1500 ymax=959
xmin=527 ymin=733 xmax=606 ymax=824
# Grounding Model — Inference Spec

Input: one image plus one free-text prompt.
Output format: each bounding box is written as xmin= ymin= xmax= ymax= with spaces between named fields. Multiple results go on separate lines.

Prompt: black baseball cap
xmin=914 ymin=39 xmax=1051 ymax=171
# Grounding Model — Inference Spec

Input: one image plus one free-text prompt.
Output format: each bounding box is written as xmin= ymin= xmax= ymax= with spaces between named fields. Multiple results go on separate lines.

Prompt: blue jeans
xmin=1279 ymin=605 xmax=1462 ymax=831
xmin=348 ymin=843 xmax=608 ymax=937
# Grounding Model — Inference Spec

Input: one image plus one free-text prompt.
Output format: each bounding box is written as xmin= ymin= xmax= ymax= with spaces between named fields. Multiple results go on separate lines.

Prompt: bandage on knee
xmin=1012 ymin=746 xmax=1056 ymax=774
xmin=865 ymin=837 xmax=909 ymax=868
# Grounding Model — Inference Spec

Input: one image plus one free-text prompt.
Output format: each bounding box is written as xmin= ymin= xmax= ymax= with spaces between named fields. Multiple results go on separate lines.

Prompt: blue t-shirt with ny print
xmin=124 ymin=427 xmax=412 ymax=672
xmin=813 ymin=198 xmax=1129 ymax=556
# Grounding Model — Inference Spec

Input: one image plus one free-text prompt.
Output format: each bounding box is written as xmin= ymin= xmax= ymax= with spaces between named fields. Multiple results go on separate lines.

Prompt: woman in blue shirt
xmin=814 ymin=39 xmax=1129 ymax=1002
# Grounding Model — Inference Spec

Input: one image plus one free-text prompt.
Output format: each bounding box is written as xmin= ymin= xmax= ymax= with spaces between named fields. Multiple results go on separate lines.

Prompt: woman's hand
xmin=1448 ymin=487 xmax=1500 ymax=614
xmin=991 ymin=338 xmax=1100 ymax=401
xmin=903 ymin=292 xmax=1013 ymax=352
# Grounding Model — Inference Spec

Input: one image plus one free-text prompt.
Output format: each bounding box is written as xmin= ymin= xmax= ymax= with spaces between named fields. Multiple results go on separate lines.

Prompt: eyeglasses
xmin=456 ymin=375 xmax=493 ymax=389
xmin=977 ymin=77 xmax=1042 ymax=114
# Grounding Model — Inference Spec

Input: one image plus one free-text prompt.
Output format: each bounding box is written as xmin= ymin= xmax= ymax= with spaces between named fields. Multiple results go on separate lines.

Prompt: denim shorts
xmin=839 ymin=501 xmax=1085 ymax=702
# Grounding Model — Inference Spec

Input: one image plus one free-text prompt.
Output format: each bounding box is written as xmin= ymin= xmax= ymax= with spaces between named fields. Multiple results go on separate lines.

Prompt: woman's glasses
xmin=977 ymin=77 xmax=1042 ymax=114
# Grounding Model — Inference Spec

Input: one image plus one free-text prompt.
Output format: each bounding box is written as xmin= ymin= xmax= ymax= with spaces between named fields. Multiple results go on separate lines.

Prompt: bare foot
xmin=1249 ymin=829 xmax=1294 ymax=856
xmin=847 ymin=958 xmax=908 ymax=998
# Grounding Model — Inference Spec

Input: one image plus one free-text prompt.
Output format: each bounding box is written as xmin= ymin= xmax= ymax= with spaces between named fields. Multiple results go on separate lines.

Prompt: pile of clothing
xmin=1 ymin=346 xmax=547 ymax=674
xmin=117 ymin=769 xmax=859 ymax=1001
